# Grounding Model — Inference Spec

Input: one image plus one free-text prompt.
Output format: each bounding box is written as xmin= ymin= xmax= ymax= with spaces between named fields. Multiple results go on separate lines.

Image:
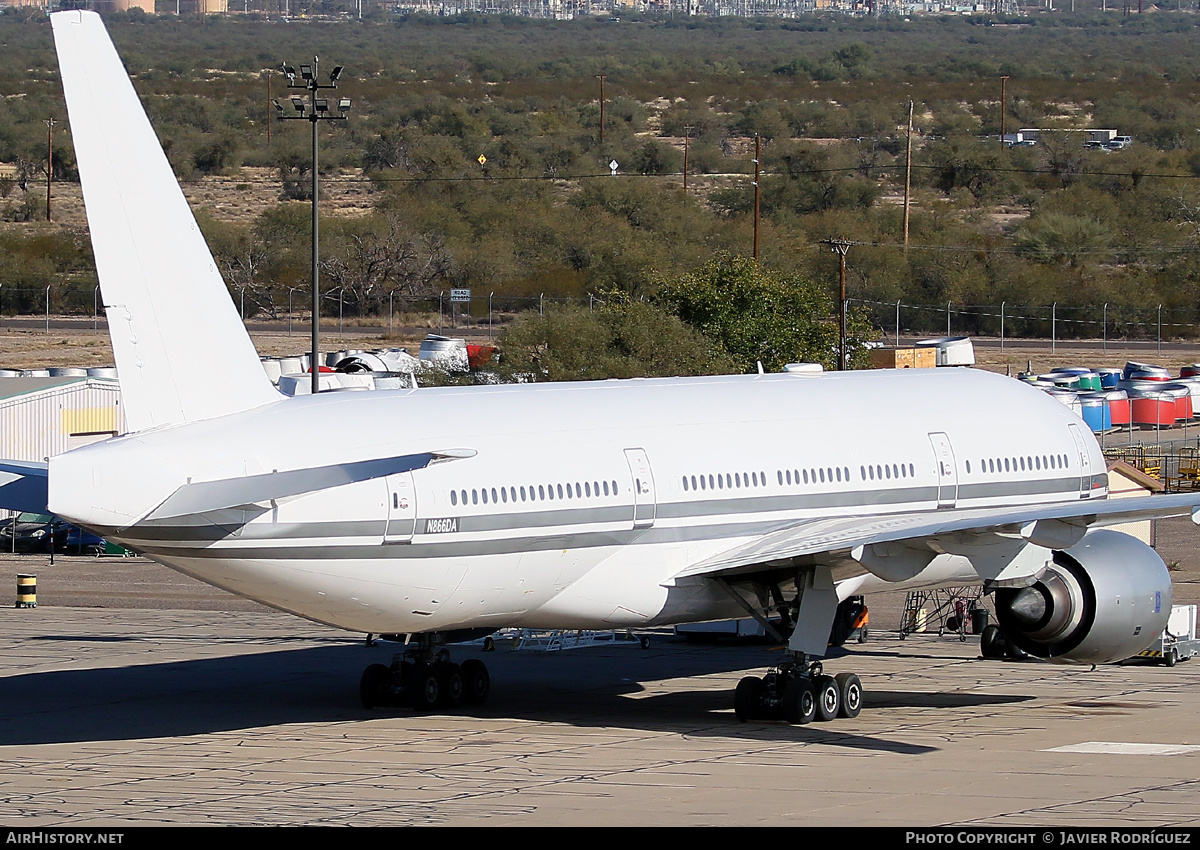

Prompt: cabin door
xmin=1067 ymin=423 xmax=1092 ymax=498
xmin=928 ymin=432 xmax=958 ymax=509
xmin=384 ymin=471 xmax=417 ymax=544
xmin=624 ymin=448 xmax=657 ymax=529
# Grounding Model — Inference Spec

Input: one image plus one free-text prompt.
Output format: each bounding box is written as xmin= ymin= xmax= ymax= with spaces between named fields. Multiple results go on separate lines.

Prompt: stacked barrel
xmin=1019 ymin=362 xmax=1200 ymax=433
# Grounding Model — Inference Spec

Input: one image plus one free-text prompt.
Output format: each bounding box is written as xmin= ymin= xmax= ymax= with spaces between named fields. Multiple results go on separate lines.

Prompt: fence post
xmin=44 ymin=284 xmax=50 ymax=334
xmin=1000 ymin=301 xmax=1005 ymax=352
xmin=489 ymin=292 xmax=494 ymax=341
xmin=1052 ymin=302 xmax=1056 ymax=355
xmin=946 ymin=301 xmax=951 ymax=337
xmin=439 ymin=291 xmax=443 ymax=333
xmin=389 ymin=291 xmax=394 ymax=338
xmin=895 ymin=300 xmax=900 ymax=347
xmin=1103 ymin=302 xmax=1107 ymax=353
xmin=1158 ymin=304 xmax=1162 ymax=355
xmin=540 ymin=293 xmax=544 ymax=317
xmin=93 ymin=284 xmax=100 ymax=334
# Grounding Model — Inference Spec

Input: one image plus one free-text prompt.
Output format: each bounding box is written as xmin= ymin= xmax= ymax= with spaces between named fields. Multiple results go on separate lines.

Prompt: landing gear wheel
xmin=435 ymin=662 xmax=464 ymax=708
xmin=813 ymin=675 xmax=840 ymax=722
xmin=980 ymin=624 xmax=1006 ymax=659
xmin=834 ymin=672 xmax=862 ymax=719
xmin=639 ymin=635 xmax=650 ymax=650
xmin=782 ymin=678 xmax=817 ymax=725
xmin=734 ymin=676 xmax=764 ymax=723
xmin=1165 ymin=647 xmax=1179 ymax=668
xmin=409 ymin=665 xmax=441 ymax=711
xmin=359 ymin=663 xmax=391 ymax=710
xmin=461 ymin=659 xmax=491 ymax=705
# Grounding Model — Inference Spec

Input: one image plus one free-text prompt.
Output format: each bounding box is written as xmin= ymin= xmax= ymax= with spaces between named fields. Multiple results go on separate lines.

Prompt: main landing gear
xmin=734 ymin=655 xmax=862 ymax=724
xmin=360 ymin=635 xmax=490 ymax=711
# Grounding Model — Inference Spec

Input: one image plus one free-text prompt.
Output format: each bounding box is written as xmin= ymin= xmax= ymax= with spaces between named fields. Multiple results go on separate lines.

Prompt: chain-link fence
xmin=853 ymin=298 xmax=1200 ymax=350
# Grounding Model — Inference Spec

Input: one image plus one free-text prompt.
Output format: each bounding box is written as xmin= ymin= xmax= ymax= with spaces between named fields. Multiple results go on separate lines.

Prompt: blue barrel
xmin=1098 ymin=368 xmax=1123 ymax=389
xmin=1078 ymin=393 xmax=1112 ymax=433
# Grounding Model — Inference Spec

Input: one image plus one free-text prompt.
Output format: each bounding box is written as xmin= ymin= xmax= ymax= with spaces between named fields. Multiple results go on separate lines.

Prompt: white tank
xmin=915 ymin=336 xmax=975 ymax=367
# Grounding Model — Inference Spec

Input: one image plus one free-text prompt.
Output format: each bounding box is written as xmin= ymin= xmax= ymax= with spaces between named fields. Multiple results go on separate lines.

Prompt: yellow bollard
xmin=16 ymin=574 xmax=36 ymax=608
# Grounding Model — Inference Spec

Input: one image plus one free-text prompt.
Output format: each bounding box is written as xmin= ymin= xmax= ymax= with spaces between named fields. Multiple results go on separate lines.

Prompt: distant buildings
xmin=0 ymin=0 xmax=1033 ymax=17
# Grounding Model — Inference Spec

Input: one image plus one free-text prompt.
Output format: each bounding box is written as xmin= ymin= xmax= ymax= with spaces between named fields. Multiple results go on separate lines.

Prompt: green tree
xmin=657 ymin=255 xmax=874 ymax=373
xmin=497 ymin=301 xmax=734 ymax=382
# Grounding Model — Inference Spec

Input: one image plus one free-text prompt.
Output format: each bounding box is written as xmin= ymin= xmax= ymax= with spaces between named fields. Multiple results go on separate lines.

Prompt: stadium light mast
xmin=274 ymin=58 xmax=350 ymax=395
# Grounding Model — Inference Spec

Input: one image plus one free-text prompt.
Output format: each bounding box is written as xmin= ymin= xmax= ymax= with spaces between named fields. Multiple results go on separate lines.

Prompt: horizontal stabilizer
xmin=51 ymin=11 xmax=280 ymax=431
xmin=0 ymin=462 xmax=50 ymax=515
xmin=676 ymin=493 xmax=1200 ymax=582
xmin=144 ymin=449 xmax=476 ymax=522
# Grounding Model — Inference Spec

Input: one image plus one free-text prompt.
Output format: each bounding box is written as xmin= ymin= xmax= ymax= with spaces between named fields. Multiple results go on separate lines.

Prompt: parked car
xmin=0 ymin=513 xmax=106 ymax=554
xmin=0 ymin=513 xmax=65 ymax=553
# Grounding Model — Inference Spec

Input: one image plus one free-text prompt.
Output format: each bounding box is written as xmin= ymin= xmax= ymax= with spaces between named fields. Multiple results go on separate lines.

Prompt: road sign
xmin=609 ymin=159 xmax=619 ymax=176
xmin=450 ymin=288 xmax=471 ymax=303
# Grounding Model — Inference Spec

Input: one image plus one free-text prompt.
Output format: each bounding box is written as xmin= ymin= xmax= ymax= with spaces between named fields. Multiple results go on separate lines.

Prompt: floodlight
xmin=330 ymin=66 xmax=343 ymax=83
xmin=300 ymin=64 xmax=313 ymax=81
xmin=291 ymin=97 xmax=305 ymax=112
xmin=272 ymin=98 xmax=285 ymax=113
xmin=315 ymin=98 xmax=328 ymax=113
xmin=338 ymin=98 xmax=351 ymax=112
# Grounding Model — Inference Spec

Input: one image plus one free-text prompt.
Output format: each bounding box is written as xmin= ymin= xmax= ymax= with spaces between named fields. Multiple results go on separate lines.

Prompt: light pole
xmin=273 ymin=58 xmax=350 ymax=394
xmin=45 ymin=118 xmax=55 ymax=222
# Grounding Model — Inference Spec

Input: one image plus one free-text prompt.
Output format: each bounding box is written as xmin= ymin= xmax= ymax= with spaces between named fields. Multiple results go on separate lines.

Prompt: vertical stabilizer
xmin=52 ymin=11 xmax=280 ymax=432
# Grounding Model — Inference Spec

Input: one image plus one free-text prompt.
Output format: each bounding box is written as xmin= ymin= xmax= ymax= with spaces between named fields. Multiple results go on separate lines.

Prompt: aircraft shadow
xmin=1 ymin=636 xmax=1029 ymax=750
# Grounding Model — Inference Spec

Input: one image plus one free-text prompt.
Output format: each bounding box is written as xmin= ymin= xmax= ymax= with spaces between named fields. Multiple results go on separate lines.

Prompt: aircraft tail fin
xmin=0 ymin=461 xmax=49 ymax=515
xmin=51 ymin=11 xmax=279 ymax=432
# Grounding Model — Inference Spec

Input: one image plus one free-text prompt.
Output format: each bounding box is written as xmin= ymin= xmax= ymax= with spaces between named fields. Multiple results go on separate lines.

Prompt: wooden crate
xmin=869 ymin=347 xmax=936 ymax=369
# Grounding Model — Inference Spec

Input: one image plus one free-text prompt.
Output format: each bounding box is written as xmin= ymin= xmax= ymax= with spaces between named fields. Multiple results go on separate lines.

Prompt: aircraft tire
xmin=436 ymin=662 xmax=464 ymax=708
xmin=980 ymin=625 xmax=1006 ymax=659
xmin=359 ymin=663 xmax=391 ymax=710
xmin=813 ymin=675 xmax=840 ymax=722
xmin=409 ymin=665 xmax=441 ymax=711
xmin=461 ymin=659 xmax=490 ymax=705
xmin=734 ymin=676 xmax=764 ymax=723
xmin=782 ymin=678 xmax=816 ymax=725
xmin=835 ymin=672 xmax=862 ymax=719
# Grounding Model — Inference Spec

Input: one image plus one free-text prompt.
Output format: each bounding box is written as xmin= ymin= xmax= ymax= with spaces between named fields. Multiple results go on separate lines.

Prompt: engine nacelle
xmin=993 ymin=529 xmax=1171 ymax=664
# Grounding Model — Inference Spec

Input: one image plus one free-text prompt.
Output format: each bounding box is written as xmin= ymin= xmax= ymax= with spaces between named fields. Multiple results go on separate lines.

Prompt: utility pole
xmin=45 ymin=118 xmax=55 ymax=222
xmin=682 ymin=124 xmax=690 ymax=194
xmin=266 ymin=73 xmax=271 ymax=148
xmin=824 ymin=239 xmax=852 ymax=371
xmin=596 ymin=74 xmax=607 ymax=146
xmin=999 ymin=75 xmax=1009 ymax=147
xmin=903 ymin=101 xmax=913 ymax=255
xmin=274 ymin=58 xmax=351 ymax=395
xmin=753 ymin=134 xmax=761 ymax=261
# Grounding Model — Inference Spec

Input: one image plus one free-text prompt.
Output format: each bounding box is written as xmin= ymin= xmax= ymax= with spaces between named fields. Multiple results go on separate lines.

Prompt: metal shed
xmin=0 ymin=376 xmax=126 ymax=464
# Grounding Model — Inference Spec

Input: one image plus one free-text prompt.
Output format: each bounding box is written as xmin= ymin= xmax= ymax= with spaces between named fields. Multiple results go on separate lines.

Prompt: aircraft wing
xmin=674 ymin=493 xmax=1200 ymax=582
xmin=0 ymin=461 xmax=50 ymax=514
xmin=142 ymin=448 xmax=476 ymax=522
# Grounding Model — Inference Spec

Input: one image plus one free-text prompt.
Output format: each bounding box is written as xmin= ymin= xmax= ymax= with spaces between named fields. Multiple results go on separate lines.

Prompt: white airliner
xmin=4 ymin=10 xmax=1198 ymax=724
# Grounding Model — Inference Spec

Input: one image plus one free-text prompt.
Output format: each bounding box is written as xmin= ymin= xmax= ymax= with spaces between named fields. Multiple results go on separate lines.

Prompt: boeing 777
xmin=3 ymin=11 xmax=1197 ymax=724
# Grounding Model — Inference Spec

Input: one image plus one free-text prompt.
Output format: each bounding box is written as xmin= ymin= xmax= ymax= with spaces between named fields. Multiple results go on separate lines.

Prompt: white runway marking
xmin=1046 ymin=742 xmax=1200 ymax=756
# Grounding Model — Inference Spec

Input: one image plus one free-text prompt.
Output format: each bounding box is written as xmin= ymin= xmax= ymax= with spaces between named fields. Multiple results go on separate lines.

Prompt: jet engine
xmin=993 ymin=529 xmax=1171 ymax=664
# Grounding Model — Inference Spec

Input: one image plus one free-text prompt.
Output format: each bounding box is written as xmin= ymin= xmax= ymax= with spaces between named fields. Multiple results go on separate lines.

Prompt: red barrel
xmin=1103 ymin=389 xmax=1130 ymax=425
xmin=1130 ymin=391 xmax=1173 ymax=426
